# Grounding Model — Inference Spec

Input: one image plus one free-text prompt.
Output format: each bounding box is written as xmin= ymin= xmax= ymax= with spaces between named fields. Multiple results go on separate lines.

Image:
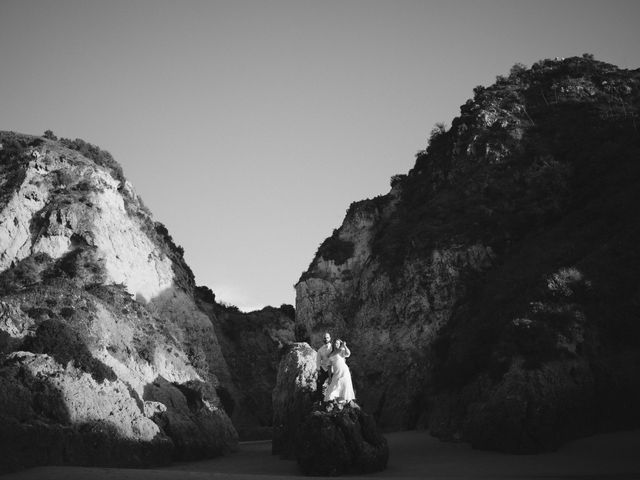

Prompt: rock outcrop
xmin=295 ymin=402 xmax=389 ymax=476
xmin=0 ymin=351 xmax=173 ymax=470
xmin=271 ymin=342 xmax=388 ymax=474
xmin=196 ymin=287 xmax=295 ymax=440
xmin=0 ymin=133 xmax=237 ymax=472
xmin=272 ymin=342 xmax=317 ymax=458
xmin=295 ymin=56 xmax=640 ymax=451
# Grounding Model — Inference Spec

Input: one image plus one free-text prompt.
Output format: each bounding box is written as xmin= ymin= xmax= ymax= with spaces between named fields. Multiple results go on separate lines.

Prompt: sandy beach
xmin=4 ymin=429 xmax=640 ymax=480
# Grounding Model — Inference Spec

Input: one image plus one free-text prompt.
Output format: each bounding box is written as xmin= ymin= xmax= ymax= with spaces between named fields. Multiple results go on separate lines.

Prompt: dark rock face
xmin=272 ymin=342 xmax=317 ymax=458
xmin=428 ymin=359 xmax=599 ymax=453
xmin=0 ymin=418 xmax=173 ymax=472
xmin=295 ymin=56 xmax=640 ymax=452
xmin=196 ymin=291 xmax=295 ymax=440
xmin=271 ymin=342 xmax=388 ymax=475
xmin=143 ymin=377 xmax=238 ymax=461
xmin=295 ymin=403 xmax=388 ymax=476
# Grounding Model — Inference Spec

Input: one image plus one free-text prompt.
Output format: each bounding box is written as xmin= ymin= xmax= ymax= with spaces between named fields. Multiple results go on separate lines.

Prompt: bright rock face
xmin=0 ymin=133 xmax=237 ymax=472
xmin=295 ymin=56 xmax=640 ymax=452
xmin=0 ymin=142 xmax=173 ymax=301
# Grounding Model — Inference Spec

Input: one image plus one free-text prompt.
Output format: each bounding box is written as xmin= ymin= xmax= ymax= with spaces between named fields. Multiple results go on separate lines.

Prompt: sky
xmin=1 ymin=1 xmax=639 ymax=311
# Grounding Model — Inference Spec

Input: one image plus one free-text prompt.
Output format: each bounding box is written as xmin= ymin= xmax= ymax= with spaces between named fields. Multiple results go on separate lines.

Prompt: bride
xmin=324 ymin=339 xmax=356 ymax=403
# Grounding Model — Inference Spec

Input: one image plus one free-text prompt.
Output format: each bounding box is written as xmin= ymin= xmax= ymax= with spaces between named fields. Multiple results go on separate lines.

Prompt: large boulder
xmin=295 ymin=402 xmax=388 ymax=476
xmin=272 ymin=342 xmax=317 ymax=458
xmin=143 ymin=377 xmax=238 ymax=460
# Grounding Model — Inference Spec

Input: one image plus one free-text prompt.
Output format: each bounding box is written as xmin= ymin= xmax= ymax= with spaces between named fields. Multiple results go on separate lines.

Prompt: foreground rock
xmin=295 ymin=56 xmax=640 ymax=452
xmin=296 ymin=402 xmax=388 ymax=476
xmin=143 ymin=377 xmax=238 ymax=460
xmin=0 ymin=352 xmax=173 ymax=471
xmin=271 ymin=342 xmax=317 ymax=458
xmin=0 ymin=132 xmax=237 ymax=472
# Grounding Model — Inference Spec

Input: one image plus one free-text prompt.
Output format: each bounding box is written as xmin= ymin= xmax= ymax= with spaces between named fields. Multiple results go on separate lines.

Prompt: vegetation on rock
xmin=295 ymin=55 xmax=640 ymax=452
xmin=0 ymin=131 xmax=237 ymax=472
xmin=58 ymin=136 xmax=125 ymax=185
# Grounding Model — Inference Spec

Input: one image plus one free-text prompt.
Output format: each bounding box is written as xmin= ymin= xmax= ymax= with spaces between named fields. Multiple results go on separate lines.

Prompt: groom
xmin=316 ymin=331 xmax=333 ymax=400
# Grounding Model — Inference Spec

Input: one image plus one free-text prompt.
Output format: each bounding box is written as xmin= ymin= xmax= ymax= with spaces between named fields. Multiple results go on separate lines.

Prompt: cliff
xmin=195 ymin=287 xmax=295 ymax=439
xmin=295 ymin=56 xmax=640 ymax=452
xmin=0 ymin=132 xmax=237 ymax=471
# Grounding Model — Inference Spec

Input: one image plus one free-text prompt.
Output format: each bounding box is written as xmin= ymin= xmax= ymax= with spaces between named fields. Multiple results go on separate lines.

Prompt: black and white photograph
xmin=0 ymin=1 xmax=639 ymax=478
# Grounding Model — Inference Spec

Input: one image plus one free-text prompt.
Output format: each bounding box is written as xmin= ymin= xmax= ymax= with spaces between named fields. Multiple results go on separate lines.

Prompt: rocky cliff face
xmin=0 ymin=132 xmax=237 ymax=471
xmin=195 ymin=287 xmax=295 ymax=440
xmin=295 ymin=56 xmax=640 ymax=452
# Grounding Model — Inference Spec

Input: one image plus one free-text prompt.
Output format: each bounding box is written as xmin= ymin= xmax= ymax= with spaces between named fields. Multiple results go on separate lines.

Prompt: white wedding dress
xmin=324 ymin=352 xmax=355 ymax=402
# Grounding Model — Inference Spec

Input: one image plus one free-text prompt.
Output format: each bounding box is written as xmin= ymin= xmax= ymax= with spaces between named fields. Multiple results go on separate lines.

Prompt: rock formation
xmin=0 ymin=133 xmax=237 ymax=472
xmin=272 ymin=342 xmax=317 ymax=458
xmin=295 ymin=402 xmax=389 ymax=476
xmin=196 ymin=287 xmax=295 ymax=440
xmin=271 ymin=342 xmax=388 ymax=475
xmin=295 ymin=56 xmax=640 ymax=452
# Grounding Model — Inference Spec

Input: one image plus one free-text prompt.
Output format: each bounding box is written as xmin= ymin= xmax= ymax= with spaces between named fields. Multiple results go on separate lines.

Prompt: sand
xmin=4 ymin=429 xmax=640 ymax=479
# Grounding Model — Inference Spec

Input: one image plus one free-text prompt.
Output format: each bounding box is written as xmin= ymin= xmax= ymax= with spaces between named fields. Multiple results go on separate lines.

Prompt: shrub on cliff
xmin=0 ymin=253 xmax=54 ymax=293
xmin=372 ymin=55 xmax=640 ymax=276
xmin=154 ymin=222 xmax=185 ymax=257
xmin=22 ymin=319 xmax=117 ymax=383
xmin=279 ymin=304 xmax=295 ymax=320
xmin=195 ymin=285 xmax=216 ymax=304
xmin=316 ymin=230 xmax=354 ymax=265
xmin=43 ymin=130 xmax=57 ymax=140
xmin=59 ymin=137 xmax=124 ymax=184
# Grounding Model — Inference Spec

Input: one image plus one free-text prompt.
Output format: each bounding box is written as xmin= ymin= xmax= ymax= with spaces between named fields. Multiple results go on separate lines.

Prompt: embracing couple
xmin=316 ymin=332 xmax=356 ymax=403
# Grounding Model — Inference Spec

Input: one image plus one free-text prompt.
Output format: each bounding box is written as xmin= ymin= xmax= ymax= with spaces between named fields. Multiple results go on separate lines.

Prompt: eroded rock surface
xmin=196 ymin=290 xmax=295 ymax=440
xmin=0 ymin=133 xmax=237 ymax=472
xmin=295 ymin=56 xmax=640 ymax=451
xmin=272 ymin=342 xmax=317 ymax=458
xmin=0 ymin=352 xmax=173 ymax=471
xmin=295 ymin=403 xmax=388 ymax=476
